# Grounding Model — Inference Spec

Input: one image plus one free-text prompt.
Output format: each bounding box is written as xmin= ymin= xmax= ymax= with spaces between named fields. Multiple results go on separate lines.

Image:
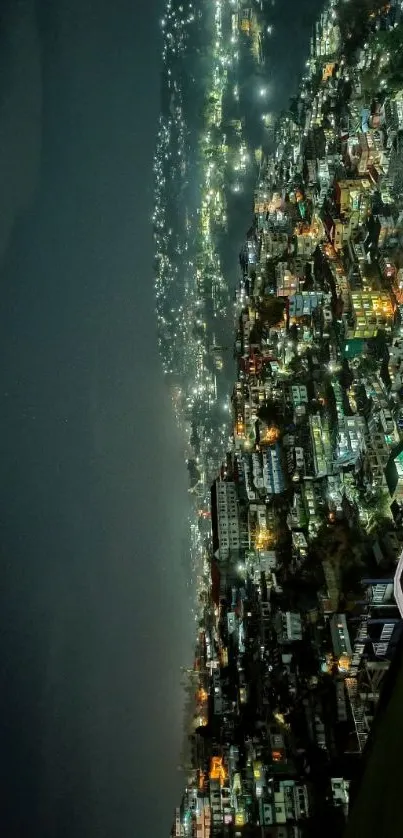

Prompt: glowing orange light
xmin=338 ymin=654 xmax=351 ymax=673
xmin=262 ymin=425 xmax=280 ymax=444
xmin=235 ymin=419 xmax=245 ymax=438
xmin=209 ymin=756 xmax=227 ymax=786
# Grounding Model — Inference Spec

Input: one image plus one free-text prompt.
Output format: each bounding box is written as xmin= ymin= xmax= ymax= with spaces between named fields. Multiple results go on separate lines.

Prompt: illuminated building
xmin=232 ymin=381 xmax=246 ymax=444
xmin=254 ymin=525 xmax=275 ymax=550
xmin=331 ymin=778 xmax=350 ymax=813
xmin=377 ymin=214 xmax=398 ymax=249
xmin=278 ymin=611 xmax=303 ymax=643
xmin=239 ymin=8 xmax=252 ymax=34
xmin=330 ymin=614 xmax=352 ymax=660
xmin=289 ymin=291 xmax=323 ymax=319
xmin=276 ymin=264 xmax=298 ymax=298
xmin=310 ymin=414 xmax=332 ymax=477
xmin=262 ymin=444 xmax=286 ymax=495
xmin=387 ymin=450 xmax=403 ymax=505
xmin=322 ymin=60 xmax=336 ymax=80
xmin=209 ymin=756 xmax=227 ymax=786
xmin=324 ymin=215 xmax=344 ymax=251
xmin=264 ymin=230 xmax=289 ymax=259
xmin=291 ymin=384 xmax=308 ymax=408
xmin=356 ymin=132 xmax=384 ymax=176
xmin=344 ymin=291 xmax=395 ymax=339
xmin=195 ymin=803 xmax=211 ymax=838
xmin=335 ymin=177 xmax=373 ymax=231
xmin=211 ymin=478 xmax=242 ymax=561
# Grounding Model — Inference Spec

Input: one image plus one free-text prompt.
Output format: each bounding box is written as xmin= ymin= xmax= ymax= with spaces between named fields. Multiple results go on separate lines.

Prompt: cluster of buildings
xmin=169 ymin=1 xmax=403 ymax=836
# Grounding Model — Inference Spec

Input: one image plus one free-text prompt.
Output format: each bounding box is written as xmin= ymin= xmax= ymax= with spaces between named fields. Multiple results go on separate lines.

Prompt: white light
xmin=394 ymin=551 xmax=403 ymax=617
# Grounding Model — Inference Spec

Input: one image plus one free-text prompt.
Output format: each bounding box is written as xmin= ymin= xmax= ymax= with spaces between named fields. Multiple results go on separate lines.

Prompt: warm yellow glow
xmin=210 ymin=756 xmax=227 ymax=785
xmin=253 ymin=761 xmax=262 ymax=779
xmin=338 ymin=654 xmax=351 ymax=673
xmin=255 ymin=527 xmax=275 ymax=550
xmin=273 ymin=712 xmax=289 ymax=728
xmin=235 ymin=420 xmax=245 ymax=438
xmin=322 ymin=62 xmax=336 ymax=81
xmin=220 ymin=647 xmax=228 ymax=667
xmin=261 ymin=425 xmax=280 ymax=444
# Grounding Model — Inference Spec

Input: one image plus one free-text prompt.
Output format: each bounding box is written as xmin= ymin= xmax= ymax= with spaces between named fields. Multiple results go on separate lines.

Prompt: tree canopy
xmin=259 ymin=296 xmax=286 ymax=327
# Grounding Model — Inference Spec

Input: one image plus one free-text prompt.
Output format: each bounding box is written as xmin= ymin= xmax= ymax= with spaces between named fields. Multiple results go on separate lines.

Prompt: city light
xmin=156 ymin=4 xmax=403 ymax=833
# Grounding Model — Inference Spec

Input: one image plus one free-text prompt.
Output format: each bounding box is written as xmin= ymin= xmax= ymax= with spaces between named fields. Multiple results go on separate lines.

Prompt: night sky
xmin=0 ymin=2 xmax=191 ymax=836
xmin=0 ymin=1 xmax=322 ymax=837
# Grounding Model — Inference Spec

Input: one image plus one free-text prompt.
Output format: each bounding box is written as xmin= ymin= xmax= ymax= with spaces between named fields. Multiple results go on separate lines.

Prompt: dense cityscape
xmin=153 ymin=0 xmax=403 ymax=835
